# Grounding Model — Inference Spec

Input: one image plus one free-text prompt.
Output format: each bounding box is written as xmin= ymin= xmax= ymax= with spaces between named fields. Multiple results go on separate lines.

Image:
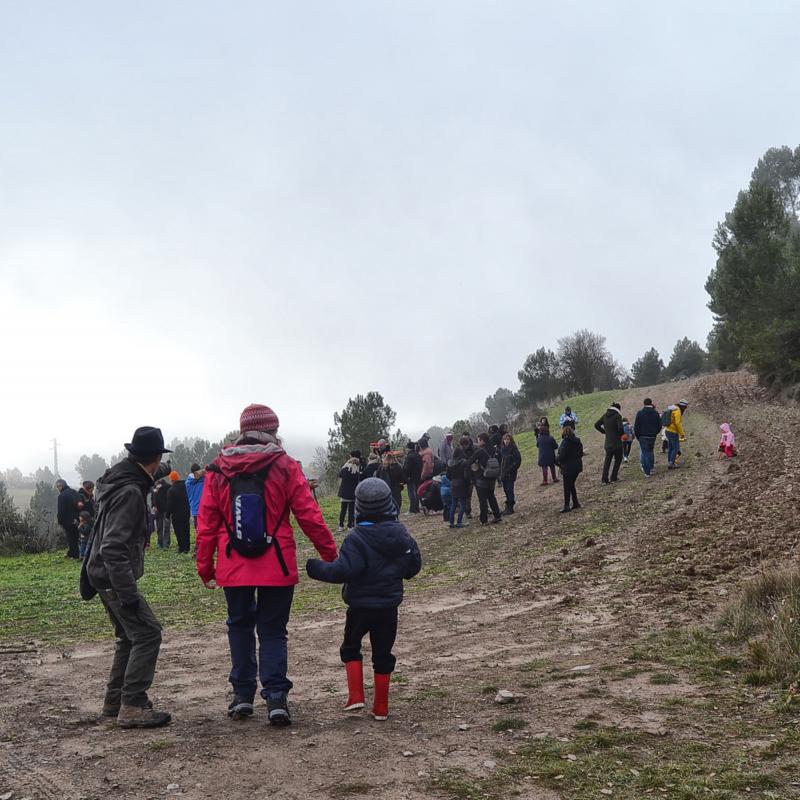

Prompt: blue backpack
xmin=208 ymin=463 xmax=289 ymax=574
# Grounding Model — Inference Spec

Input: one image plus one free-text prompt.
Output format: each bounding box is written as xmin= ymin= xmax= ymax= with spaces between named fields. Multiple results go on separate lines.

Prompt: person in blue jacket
xmin=306 ymin=478 xmax=421 ymax=721
xmin=185 ymin=463 xmax=206 ymax=532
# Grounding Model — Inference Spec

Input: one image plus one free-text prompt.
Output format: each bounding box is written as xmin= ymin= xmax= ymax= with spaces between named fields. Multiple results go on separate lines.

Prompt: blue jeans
xmin=665 ymin=431 xmax=681 ymax=466
xmin=224 ymin=585 xmax=295 ymax=701
xmin=502 ymin=479 xmax=516 ymax=509
xmin=638 ymin=436 xmax=656 ymax=475
xmin=449 ymin=496 xmax=466 ymax=526
xmin=442 ymin=494 xmax=452 ymax=521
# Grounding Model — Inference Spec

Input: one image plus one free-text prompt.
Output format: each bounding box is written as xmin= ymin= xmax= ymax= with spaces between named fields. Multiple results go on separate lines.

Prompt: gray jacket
xmin=86 ymin=458 xmax=154 ymax=605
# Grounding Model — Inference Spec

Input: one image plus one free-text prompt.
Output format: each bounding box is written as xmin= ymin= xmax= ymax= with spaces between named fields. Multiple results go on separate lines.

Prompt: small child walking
xmin=719 ymin=423 xmax=737 ymax=458
xmin=77 ymin=511 xmax=93 ymax=559
xmin=622 ymin=418 xmax=635 ymax=463
xmin=537 ymin=428 xmax=560 ymax=485
xmin=306 ymin=478 xmax=421 ymax=720
xmin=439 ymin=473 xmax=453 ymax=524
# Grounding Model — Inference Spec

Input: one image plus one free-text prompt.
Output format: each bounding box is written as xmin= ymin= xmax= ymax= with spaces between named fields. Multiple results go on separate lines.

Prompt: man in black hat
xmin=85 ymin=426 xmax=173 ymax=729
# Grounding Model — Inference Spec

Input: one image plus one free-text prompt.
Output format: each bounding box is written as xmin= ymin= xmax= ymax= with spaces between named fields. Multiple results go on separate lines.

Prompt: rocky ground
xmin=1 ymin=371 xmax=799 ymax=800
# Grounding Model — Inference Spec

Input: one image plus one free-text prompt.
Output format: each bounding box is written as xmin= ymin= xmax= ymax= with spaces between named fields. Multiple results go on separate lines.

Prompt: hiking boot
xmin=540 ymin=481 xmax=549 ymax=486
xmin=103 ymin=699 xmax=152 ymax=718
xmin=491 ymin=516 xmax=503 ymax=524
xmin=560 ymin=507 xmax=571 ymax=514
xmin=117 ymin=704 xmax=171 ymax=729
xmin=267 ymin=693 xmax=292 ymax=726
xmin=552 ymin=478 xmax=560 ymax=483
xmin=572 ymin=502 xmax=582 ymax=510
xmin=228 ymin=696 xmax=255 ymax=720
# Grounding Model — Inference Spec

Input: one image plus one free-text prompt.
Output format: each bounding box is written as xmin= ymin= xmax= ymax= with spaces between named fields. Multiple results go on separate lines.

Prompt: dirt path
xmin=2 ymin=372 xmax=799 ymax=800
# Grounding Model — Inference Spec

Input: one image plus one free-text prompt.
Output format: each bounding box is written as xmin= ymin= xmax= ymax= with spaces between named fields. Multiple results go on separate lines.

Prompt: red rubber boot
xmin=344 ymin=661 xmax=365 ymax=711
xmin=372 ymin=673 xmax=391 ymax=721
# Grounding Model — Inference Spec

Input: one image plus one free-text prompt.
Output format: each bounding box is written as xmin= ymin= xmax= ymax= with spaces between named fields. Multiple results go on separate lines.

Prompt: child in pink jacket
xmin=719 ymin=423 xmax=737 ymax=458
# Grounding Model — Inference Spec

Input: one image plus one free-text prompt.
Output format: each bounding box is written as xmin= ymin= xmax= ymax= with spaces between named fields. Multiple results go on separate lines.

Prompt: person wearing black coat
xmin=470 ymin=433 xmax=503 ymax=525
xmin=167 ymin=474 xmax=191 ymax=553
xmin=537 ymin=430 xmax=560 ymax=485
xmin=594 ymin=403 xmax=625 ymax=484
xmin=557 ymin=427 xmax=584 ymax=512
xmin=499 ymin=433 xmax=522 ymax=514
xmin=377 ymin=453 xmax=405 ymax=514
xmin=403 ymin=442 xmax=422 ymax=515
xmin=446 ymin=447 xmax=469 ymax=527
xmin=488 ymin=425 xmax=502 ymax=456
xmin=459 ymin=435 xmax=476 ymax=517
xmin=152 ymin=479 xmax=171 ymax=548
xmin=633 ymin=398 xmax=662 ymax=477
xmin=56 ymin=479 xmax=81 ymax=559
xmin=306 ymin=478 xmax=421 ymax=721
xmin=337 ymin=454 xmax=362 ymax=531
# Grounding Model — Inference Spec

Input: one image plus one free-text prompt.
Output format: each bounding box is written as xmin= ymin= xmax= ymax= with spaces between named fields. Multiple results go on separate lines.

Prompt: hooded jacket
xmin=185 ymin=473 xmax=205 ymax=516
xmin=720 ymin=423 xmax=736 ymax=449
xmin=634 ymin=405 xmax=662 ymax=439
xmin=197 ymin=438 xmax=337 ymax=587
xmin=446 ymin=452 xmax=470 ymax=499
xmin=306 ymin=520 xmax=421 ymax=608
xmin=594 ymin=407 xmax=624 ymax=451
xmin=536 ymin=433 xmax=558 ymax=467
xmin=666 ymin=406 xmax=687 ymax=438
xmin=85 ymin=458 xmax=154 ymax=605
xmin=57 ymin=484 xmax=80 ymax=528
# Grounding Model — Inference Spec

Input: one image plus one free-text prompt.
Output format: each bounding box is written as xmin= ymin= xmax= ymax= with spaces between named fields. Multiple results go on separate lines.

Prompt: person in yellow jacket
xmin=665 ymin=400 xmax=689 ymax=469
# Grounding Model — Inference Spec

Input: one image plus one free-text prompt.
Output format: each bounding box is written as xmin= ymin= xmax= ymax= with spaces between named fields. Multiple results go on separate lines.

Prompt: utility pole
xmin=51 ymin=438 xmax=60 ymax=478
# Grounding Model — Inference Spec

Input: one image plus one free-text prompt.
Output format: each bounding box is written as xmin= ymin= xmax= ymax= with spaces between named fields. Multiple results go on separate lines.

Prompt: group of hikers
xmin=64 ymin=393 xmax=733 ymax=732
xmin=55 ymin=464 xmax=207 ymax=559
xmin=337 ymin=425 xmax=523 ymax=530
xmin=77 ymin=406 xmax=420 ymax=730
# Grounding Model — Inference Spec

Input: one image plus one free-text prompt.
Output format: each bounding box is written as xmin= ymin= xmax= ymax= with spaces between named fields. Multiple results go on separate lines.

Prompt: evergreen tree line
xmin=705 ymin=145 xmax=800 ymax=388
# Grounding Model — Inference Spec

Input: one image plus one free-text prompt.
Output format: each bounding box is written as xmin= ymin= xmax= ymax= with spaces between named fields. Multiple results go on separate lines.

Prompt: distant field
xmin=8 ymin=487 xmax=34 ymax=511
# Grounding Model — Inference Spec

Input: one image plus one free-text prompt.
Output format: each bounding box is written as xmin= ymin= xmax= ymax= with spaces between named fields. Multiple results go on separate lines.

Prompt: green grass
xmin=431 ymin=726 xmax=792 ymax=800
xmin=492 ymin=717 xmax=528 ymax=732
xmin=0 ymin=496 xmax=351 ymax=645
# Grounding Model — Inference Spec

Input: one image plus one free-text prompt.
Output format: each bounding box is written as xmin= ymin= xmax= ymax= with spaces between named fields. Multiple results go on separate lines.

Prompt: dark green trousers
xmin=99 ymin=588 xmax=162 ymax=708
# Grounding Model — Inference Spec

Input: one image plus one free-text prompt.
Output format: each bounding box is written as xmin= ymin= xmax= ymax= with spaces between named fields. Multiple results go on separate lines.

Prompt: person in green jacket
xmin=594 ymin=403 xmax=624 ymax=484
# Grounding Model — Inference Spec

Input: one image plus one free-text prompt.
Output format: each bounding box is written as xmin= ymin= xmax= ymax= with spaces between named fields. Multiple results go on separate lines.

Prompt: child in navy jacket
xmin=307 ymin=477 xmax=421 ymax=720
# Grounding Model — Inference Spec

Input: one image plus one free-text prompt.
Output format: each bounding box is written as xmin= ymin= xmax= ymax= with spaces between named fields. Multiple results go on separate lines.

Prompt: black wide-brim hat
xmin=125 ymin=426 xmax=173 ymax=458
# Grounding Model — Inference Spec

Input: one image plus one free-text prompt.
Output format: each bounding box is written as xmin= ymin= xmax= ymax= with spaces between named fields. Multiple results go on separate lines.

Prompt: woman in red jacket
xmin=197 ymin=404 xmax=337 ymax=726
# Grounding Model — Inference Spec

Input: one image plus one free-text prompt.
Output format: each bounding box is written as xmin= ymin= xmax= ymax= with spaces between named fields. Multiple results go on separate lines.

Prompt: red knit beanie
xmin=240 ymin=404 xmax=280 ymax=433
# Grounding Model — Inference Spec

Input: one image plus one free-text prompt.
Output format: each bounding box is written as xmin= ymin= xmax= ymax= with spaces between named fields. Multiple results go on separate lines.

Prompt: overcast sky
xmin=1 ymin=1 xmax=798 ymax=482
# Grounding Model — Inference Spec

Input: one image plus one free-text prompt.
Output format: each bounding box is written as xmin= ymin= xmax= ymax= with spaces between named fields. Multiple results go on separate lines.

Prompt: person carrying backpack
xmin=306 ymin=478 xmax=421 ymax=721
xmin=470 ymin=432 xmax=503 ymax=525
xmin=197 ymin=404 xmax=338 ymax=726
xmin=663 ymin=400 xmax=689 ymax=469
